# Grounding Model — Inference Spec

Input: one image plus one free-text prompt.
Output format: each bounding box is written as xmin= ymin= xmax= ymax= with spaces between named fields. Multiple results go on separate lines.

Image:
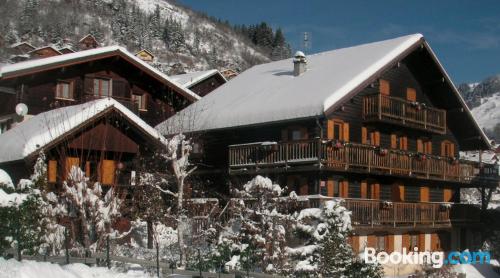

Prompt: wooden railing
xmin=228 ymin=139 xmax=499 ymax=184
xmin=363 ymin=94 xmax=446 ymax=134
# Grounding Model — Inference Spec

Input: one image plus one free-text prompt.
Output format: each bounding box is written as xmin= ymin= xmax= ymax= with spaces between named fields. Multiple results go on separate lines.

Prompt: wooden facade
xmin=0 ymin=52 xmax=195 ymax=127
xmin=190 ymin=49 xmax=499 ymax=252
xmin=188 ymin=73 xmax=227 ymax=97
xmin=79 ymin=34 xmax=99 ymax=50
xmin=29 ymin=46 xmax=62 ymax=59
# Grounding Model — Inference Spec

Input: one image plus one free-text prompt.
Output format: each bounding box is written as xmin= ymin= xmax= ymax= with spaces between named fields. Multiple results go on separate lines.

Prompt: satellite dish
xmin=15 ymin=103 xmax=28 ymax=117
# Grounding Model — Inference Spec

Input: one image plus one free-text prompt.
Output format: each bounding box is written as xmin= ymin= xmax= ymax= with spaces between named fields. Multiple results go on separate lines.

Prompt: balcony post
xmin=424 ymin=109 xmax=427 ymax=130
xmin=345 ymin=145 xmax=350 ymax=170
xmin=432 ymin=204 xmax=435 ymax=227
xmin=413 ymin=203 xmax=417 ymax=227
xmin=402 ymin=102 xmax=406 ymax=125
xmin=285 ymin=143 xmax=288 ymax=169
xmin=393 ymin=204 xmax=396 ymax=227
xmin=378 ymin=94 xmax=382 ymax=120
xmin=371 ymin=201 xmax=374 ymax=228
xmin=317 ymin=138 xmax=322 ymax=168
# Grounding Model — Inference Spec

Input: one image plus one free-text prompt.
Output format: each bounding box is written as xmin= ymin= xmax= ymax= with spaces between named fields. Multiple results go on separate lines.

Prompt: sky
xmin=177 ymin=0 xmax=500 ymax=84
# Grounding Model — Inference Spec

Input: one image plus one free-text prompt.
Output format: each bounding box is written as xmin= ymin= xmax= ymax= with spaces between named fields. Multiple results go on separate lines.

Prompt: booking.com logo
xmin=364 ymin=247 xmax=490 ymax=268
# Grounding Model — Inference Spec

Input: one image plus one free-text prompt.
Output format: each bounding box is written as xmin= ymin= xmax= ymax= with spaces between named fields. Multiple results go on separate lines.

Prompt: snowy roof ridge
xmin=0 ymin=45 xmax=201 ymax=102
xmin=156 ymin=34 xmax=425 ymax=133
xmin=0 ymin=98 xmax=165 ymax=164
xmin=171 ymin=69 xmax=226 ymax=89
xmin=28 ymin=45 xmax=62 ymax=55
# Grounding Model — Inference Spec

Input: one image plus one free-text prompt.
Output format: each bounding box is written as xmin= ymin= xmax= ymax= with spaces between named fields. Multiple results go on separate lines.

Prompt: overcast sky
xmin=178 ymin=0 xmax=500 ymax=84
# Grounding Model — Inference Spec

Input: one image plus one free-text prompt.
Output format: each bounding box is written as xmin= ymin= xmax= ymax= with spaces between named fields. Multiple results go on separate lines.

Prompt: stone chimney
xmin=293 ymin=51 xmax=307 ymax=76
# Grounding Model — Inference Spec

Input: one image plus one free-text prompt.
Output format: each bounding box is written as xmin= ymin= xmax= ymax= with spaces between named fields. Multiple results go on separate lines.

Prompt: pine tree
xmin=271 ymin=28 xmax=291 ymax=60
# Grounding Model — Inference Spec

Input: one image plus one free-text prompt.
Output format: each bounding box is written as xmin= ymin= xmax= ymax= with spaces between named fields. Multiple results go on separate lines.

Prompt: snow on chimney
xmin=293 ymin=51 xmax=307 ymax=76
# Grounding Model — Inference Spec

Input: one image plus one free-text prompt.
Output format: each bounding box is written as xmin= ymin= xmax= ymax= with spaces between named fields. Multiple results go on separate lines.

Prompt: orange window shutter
xmin=327 ymin=120 xmax=334 ymax=139
xmin=342 ymin=122 xmax=350 ymax=141
xmin=450 ymin=143 xmax=455 ymax=157
xmin=406 ymin=88 xmax=416 ymax=101
xmin=431 ymin=233 xmax=440 ymax=251
xmin=386 ymin=234 xmax=394 ymax=253
xmin=65 ymin=157 xmax=80 ymax=179
xmin=402 ymin=234 xmax=410 ymax=251
xmin=379 ymin=79 xmax=390 ymax=95
xmin=417 ymin=139 xmax=424 ymax=152
xmin=391 ymin=134 xmax=397 ymax=149
xmin=420 ymin=186 xmax=430 ymax=202
xmin=418 ymin=233 xmax=426 ymax=251
xmin=351 ymin=235 xmax=360 ymax=253
xmin=371 ymin=183 xmax=380 ymax=199
xmin=85 ymin=161 xmax=91 ymax=177
xmin=375 ymin=132 xmax=380 ymax=146
xmin=340 ymin=181 xmax=349 ymax=198
xmin=367 ymin=235 xmax=376 ymax=248
xmin=101 ymin=160 xmax=116 ymax=185
xmin=426 ymin=141 xmax=432 ymax=154
xmin=444 ymin=188 xmax=453 ymax=202
xmin=441 ymin=141 xmax=446 ymax=157
xmin=361 ymin=127 xmax=368 ymax=144
xmin=399 ymin=184 xmax=405 ymax=201
xmin=327 ymin=180 xmax=334 ymax=197
xmin=361 ymin=181 xmax=368 ymax=198
xmin=48 ymin=160 xmax=57 ymax=183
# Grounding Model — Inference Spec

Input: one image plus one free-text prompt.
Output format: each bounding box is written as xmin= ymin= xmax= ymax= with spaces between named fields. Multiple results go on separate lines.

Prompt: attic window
xmin=93 ymin=78 xmax=112 ymax=97
xmin=55 ymin=81 xmax=74 ymax=100
xmin=133 ymin=94 xmax=147 ymax=111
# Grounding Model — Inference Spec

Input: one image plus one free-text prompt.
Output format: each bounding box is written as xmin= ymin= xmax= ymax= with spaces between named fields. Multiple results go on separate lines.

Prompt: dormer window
xmin=93 ymin=78 xmax=112 ymax=97
xmin=55 ymin=81 xmax=74 ymax=100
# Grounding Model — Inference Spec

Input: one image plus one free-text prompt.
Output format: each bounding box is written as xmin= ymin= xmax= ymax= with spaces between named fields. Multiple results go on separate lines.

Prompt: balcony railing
xmin=228 ymin=139 xmax=499 ymax=184
xmin=363 ymin=94 xmax=446 ymax=134
xmin=81 ymin=94 xmax=139 ymax=114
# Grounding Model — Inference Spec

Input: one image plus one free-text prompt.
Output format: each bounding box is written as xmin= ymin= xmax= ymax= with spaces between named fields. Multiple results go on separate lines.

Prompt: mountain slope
xmin=0 ymin=0 xmax=290 ymax=74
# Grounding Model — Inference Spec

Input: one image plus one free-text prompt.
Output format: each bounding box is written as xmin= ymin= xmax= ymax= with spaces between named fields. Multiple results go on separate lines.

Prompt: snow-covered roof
xmin=78 ymin=34 xmax=98 ymax=43
xmin=9 ymin=41 xmax=35 ymax=49
xmin=171 ymin=69 xmax=226 ymax=89
xmin=28 ymin=45 xmax=62 ymax=55
xmin=156 ymin=34 xmax=424 ymax=133
xmin=461 ymin=150 xmax=499 ymax=164
xmin=0 ymin=45 xmax=200 ymax=102
xmin=0 ymin=98 xmax=165 ymax=164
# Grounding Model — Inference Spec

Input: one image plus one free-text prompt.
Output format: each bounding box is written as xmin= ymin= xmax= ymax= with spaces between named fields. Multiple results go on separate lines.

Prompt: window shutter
xmin=351 ymin=235 xmax=360 ymax=253
xmin=443 ymin=187 xmax=453 ymax=202
xmin=391 ymin=134 xmax=397 ymax=149
xmin=417 ymin=139 xmax=424 ymax=152
xmin=420 ymin=186 xmax=429 ymax=202
xmin=367 ymin=235 xmax=376 ymax=248
xmin=402 ymin=136 xmax=408 ymax=150
xmin=327 ymin=180 xmax=334 ymax=197
xmin=431 ymin=233 xmax=440 ymax=251
xmin=101 ymin=160 xmax=116 ymax=185
xmin=426 ymin=141 xmax=432 ymax=154
xmin=386 ymin=234 xmax=394 ymax=253
xmin=85 ymin=161 xmax=91 ymax=177
xmin=340 ymin=180 xmax=349 ymax=198
xmin=402 ymin=234 xmax=410 ymax=251
xmin=342 ymin=122 xmax=349 ymax=141
xmin=418 ymin=233 xmax=426 ymax=251
xmin=379 ymin=79 xmax=390 ymax=95
xmin=327 ymin=120 xmax=334 ymax=139
xmin=299 ymin=177 xmax=308 ymax=195
xmin=450 ymin=143 xmax=455 ymax=157
xmin=406 ymin=88 xmax=416 ymax=101
xmin=371 ymin=183 xmax=380 ymax=199
xmin=65 ymin=157 xmax=80 ymax=179
xmin=374 ymin=131 xmax=380 ymax=146
xmin=360 ymin=181 xmax=368 ymax=198
xmin=361 ymin=127 xmax=367 ymax=144
xmin=48 ymin=160 xmax=57 ymax=183
xmin=441 ymin=141 xmax=446 ymax=157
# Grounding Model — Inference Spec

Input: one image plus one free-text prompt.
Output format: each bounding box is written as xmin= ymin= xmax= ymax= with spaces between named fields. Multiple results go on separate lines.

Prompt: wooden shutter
xmin=391 ymin=134 xmax=397 ymax=149
xmin=402 ymin=136 xmax=408 ymax=150
xmin=65 ymin=157 xmax=80 ymax=179
xmin=101 ymin=160 xmax=116 ymax=185
xmin=420 ymin=186 xmax=430 ymax=202
xmin=327 ymin=180 xmax=334 ymax=197
xmin=402 ymin=234 xmax=410 ymax=251
xmin=386 ymin=234 xmax=394 ymax=253
xmin=431 ymin=233 xmax=440 ymax=251
xmin=371 ymin=131 xmax=380 ymax=146
xmin=417 ymin=139 xmax=424 ymax=152
xmin=361 ymin=181 xmax=368 ymax=198
xmin=418 ymin=233 xmax=426 ymax=251
xmin=392 ymin=183 xmax=404 ymax=201
xmin=342 ymin=122 xmax=350 ymax=141
xmin=371 ymin=183 xmax=380 ymax=199
xmin=443 ymin=187 xmax=453 ymax=202
xmin=299 ymin=177 xmax=308 ymax=195
xmin=48 ymin=160 xmax=57 ymax=183
xmin=340 ymin=180 xmax=349 ymax=198
xmin=425 ymin=141 xmax=432 ymax=154
xmin=361 ymin=127 xmax=368 ymax=144
xmin=406 ymin=88 xmax=416 ymax=101
xmin=379 ymin=79 xmax=390 ymax=95
xmin=327 ymin=120 xmax=334 ymax=139
xmin=350 ymin=235 xmax=360 ymax=253
xmin=85 ymin=161 xmax=91 ymax=177
xmin=367 ymin=235 xmax=376 ymax=248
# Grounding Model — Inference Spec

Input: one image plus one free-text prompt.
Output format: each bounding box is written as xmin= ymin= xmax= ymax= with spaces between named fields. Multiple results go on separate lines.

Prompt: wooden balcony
xmin=363 ymin=94 xmax=446 ymax=134
xmin=228 ymin=139 xmax=499 ymax=185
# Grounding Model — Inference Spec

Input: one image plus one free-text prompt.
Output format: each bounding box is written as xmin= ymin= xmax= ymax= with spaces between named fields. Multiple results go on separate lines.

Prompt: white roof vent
xmin=293 ymin=51 xmax=307 ymax=76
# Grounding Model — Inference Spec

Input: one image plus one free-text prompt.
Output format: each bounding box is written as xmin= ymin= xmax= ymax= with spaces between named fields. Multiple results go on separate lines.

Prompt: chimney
xmin=293 ymin=51 xmax=307 ymax=76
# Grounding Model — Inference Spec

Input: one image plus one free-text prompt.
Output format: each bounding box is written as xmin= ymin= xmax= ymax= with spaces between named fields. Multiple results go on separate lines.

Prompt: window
xmin=441 ymin=140 xmax=455 ymax=157
xmin=391 ymin=134 xmax=408 ymax=150
xmin=379 ymin=79 xmax=390 ymax=96
xmin=56 ymin=81 xmax=74 ymax=100
xmin=406 ymin=87 xmax=416 ymax=102
xmin=93 ymin=78 xmax=112 ymax=97
xmin=328 ymin=119 xmax=349 ymax=141
xmin=417 ymin=138 xmax=432 ymax=154
xmin=291 ymin=130 xmax=302 ymax=141
xmin=362 ymin=127 xmax=380 ymax=146
xmin=410 ymin=234 xmax=419 ymax=250
xmin=133 ymin=94 xmax=147 ymax=111
xmin=376 ymin=235 xmax=386 ymax=251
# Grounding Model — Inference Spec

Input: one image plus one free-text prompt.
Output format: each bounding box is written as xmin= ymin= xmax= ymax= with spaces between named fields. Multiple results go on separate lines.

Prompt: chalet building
xmin=9 ymin=42 xmax=36 ymax=55
xmin=79 ymin=34 xmax=99 ymax=50
xmin=0 ymin=45 xmax=200 ymax=130
xmin=171 ymin=69 xmax=227 ymax=97
xmin=28 ymin=46 xmax=62 ymax=59
xmin=0 ymin=98 xmax=164 ymax=187
xmin=135 ymin=49 xmax=155 ymax=63
xmin=157 ymin=34 xmax=499 ymax=268
xmin=58 ymin=47 xmax=76 ymax=54
xmin=220 ymin=68 xmax=239 ymax=80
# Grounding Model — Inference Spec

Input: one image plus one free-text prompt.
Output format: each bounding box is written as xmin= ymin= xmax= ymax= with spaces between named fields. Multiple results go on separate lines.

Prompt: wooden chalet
xmin=9 ymin=42 xmax=36 ymax=55
xmin=0 ymin=45 xmax=200 ymax=129
xmin=135 ymin=49 xmax=154 ymax=62
xmin=158 ymin=34 xmax=499 ymax=261
xmin=28 ymin=46 xmax=62 ymax=59
xmin=0 ymin=98 xmax=164 ymax=187
xmin=58 ymin=47 xmax=76 ymax=54
xmin=79 ymin=34 xmax=99 ymax=50
xmin=171 ymin=69 xmax=227 ymax=97
xmin=220 ymin=68 xmax=239 ymax=80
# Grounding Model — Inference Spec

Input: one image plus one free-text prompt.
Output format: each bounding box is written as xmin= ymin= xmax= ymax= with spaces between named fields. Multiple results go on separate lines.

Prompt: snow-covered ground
xmin=0 ymin=258 xmax=153 ymax=278
xmin=471 ymin=92 xmax=500 ymax=132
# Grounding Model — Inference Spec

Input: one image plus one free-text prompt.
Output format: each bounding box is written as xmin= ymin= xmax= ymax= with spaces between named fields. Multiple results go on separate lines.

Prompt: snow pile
xmin=471 ymin=92 xmax=500 ymax=132
xmin=0 ymin=258 xmax=152 ymax=278
xmin=0 ymin=189 xmax=27 ymax=207
xmin=452 ymin=260 xmax=500 ymax=278
xmin=0 ymin=169 xmax=14 ymax=189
